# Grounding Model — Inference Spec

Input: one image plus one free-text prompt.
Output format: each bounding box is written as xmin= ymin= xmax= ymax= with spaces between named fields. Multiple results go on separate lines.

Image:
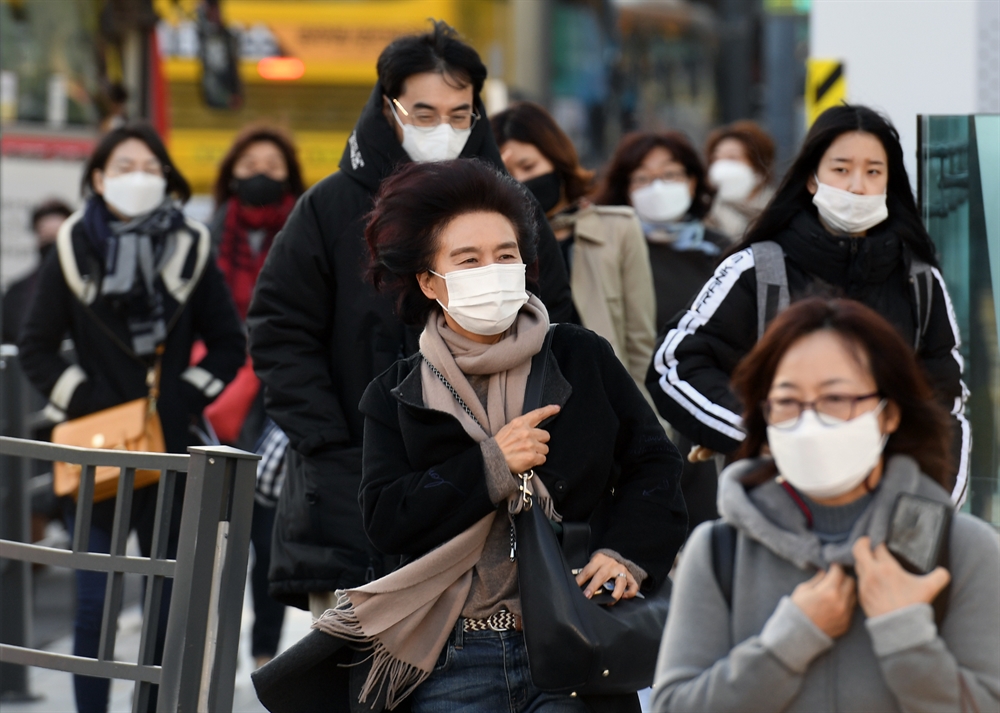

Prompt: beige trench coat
xmin=554 ymin=203 xmax=657 ymax=395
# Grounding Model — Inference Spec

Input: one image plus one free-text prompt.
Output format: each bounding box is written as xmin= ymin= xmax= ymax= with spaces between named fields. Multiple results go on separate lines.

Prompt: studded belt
xmin=462 ymin=609 xmax=522 ymax=632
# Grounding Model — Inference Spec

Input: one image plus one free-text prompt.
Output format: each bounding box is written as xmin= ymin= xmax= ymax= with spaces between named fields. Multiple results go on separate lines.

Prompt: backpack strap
xmin=751 ymin=241 xmax=790 ymax=340
xmin=908 ymin=256 xmax=934 ymax=352
xmin=710 ymin=520 xmax=738 ymax=609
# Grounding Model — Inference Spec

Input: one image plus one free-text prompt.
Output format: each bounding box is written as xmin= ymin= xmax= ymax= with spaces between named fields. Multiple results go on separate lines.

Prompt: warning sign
xmin=806 ymin=59 xmax=846 ymax=127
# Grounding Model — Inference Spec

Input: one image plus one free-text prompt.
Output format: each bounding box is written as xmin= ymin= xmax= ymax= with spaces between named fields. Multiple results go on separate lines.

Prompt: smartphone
xmin=885 ymin=493 xmax=952 ymax=575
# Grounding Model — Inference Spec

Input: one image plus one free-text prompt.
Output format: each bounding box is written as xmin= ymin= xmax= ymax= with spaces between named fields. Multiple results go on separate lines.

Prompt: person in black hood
xmin=647 ymin=105 xmax=971 ymax=506
xmin=247 ymin=20 xmax=575 ymax=614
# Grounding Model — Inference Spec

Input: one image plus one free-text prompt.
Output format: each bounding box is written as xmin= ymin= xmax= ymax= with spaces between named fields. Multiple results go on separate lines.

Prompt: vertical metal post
xmin=763 ymin=11 xmax=804 ymax=172
xmin=716 ymin=0 xmax=756 ymax=123
xmin=157 ymin=446 xmax=258 ymax=712
xmin=0 ymin=348 xmax=32 ymax=700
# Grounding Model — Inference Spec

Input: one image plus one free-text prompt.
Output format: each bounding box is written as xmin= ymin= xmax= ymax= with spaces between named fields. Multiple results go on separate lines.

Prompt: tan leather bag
xmin=52 ymin=351 xmax=166 ymax=502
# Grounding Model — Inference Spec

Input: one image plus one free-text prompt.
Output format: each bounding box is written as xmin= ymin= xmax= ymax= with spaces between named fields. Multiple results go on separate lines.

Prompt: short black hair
xmin=366 ymin=159 xmax=538 ymax=326
xmin=376 ymin=20 xmax=487 ymax=100
xmin=81 ymin=121 xmax=191 ymax=203
xmin=31 ymin=199 xmax=74 ymax=231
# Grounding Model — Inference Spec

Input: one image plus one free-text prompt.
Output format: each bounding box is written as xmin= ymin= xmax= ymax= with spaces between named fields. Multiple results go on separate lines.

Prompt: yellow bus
xmin=154 ymin=0 xmax=510 ymax=194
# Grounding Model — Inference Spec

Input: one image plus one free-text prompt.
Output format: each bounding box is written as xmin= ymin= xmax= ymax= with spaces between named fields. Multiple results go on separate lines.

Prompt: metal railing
xmin=0 ymin=436 xmax=259 ymax=712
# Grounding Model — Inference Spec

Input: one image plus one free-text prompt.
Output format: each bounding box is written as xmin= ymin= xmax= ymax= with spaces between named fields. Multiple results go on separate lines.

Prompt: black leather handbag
xmin=514 ymin=326 xmax=671 ymax=695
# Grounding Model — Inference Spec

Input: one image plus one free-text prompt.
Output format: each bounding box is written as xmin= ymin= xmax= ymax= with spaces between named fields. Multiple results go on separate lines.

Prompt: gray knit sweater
xmin=651 ymin=455 xmax=1000 ymax=712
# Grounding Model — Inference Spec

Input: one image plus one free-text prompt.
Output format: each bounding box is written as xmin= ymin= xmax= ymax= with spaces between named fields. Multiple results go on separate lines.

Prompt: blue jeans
xmin=410 ymin=619 xmax=589 ymax=713
xmin=68 ymin=519 xmax=175 ymax=713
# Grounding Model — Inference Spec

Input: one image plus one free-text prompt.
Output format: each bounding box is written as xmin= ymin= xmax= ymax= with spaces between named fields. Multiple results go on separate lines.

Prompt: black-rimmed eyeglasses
xmin=762 ymin=392 xmax=882 ymax=429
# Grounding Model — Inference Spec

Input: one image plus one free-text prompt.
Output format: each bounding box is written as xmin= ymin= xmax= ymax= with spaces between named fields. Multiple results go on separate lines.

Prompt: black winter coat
xmin=248 ymin=84 xmax=576 ymax=607
xmin=647 ymin=226 xmax=729 ymax=333
xmin=18 ymin=209 xmax=245 ymax=531
xmin=359 ymin=323 xmax=688 ymax=590
xmin=646 ymin=211 xmax=970 ymax=498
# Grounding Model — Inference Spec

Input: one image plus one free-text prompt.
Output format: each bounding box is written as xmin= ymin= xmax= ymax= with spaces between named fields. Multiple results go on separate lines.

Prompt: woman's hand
xmin=789 ymin=564 xmax=857 ymax=638
xmin=495 ymin=404 xmax=561 ymax=474
xmin=852 ymin=536 xmax=951 ymax=619
xmin=575 ymin=552 xmax=639 ymax=603
xmin=688 ymin=445 xmax=715 ymax=463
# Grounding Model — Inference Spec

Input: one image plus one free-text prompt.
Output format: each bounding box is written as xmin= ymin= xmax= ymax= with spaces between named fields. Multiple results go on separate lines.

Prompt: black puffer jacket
xmin=359 ymin=323 xmax=688 ymax=591
xmin=19 ymin=208 xmax=245 ymax=531
xmin=248 ymin=84 xmax=576 ymax=608
xmin=647 ymin=211 xmax=970 ymax=500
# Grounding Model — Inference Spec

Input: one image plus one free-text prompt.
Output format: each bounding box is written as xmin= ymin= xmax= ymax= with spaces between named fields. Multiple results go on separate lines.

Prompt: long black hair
xmin=730 ymin=105 xmax=937 ymax=265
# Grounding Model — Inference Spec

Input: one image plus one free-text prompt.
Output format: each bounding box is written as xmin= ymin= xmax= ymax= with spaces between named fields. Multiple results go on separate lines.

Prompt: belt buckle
xmin=487 ymin=612 xmax=506 ymax=632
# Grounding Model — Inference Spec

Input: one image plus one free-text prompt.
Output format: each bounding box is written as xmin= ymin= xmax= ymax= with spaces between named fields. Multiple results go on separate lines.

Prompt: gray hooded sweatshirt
xmin=651 ymin=455 xmax=1000 ymax=712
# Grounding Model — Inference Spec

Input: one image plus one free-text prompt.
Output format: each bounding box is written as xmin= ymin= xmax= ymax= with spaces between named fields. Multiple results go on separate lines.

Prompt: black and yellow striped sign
xmin=806 ymin=59 xmax=846 ymax=127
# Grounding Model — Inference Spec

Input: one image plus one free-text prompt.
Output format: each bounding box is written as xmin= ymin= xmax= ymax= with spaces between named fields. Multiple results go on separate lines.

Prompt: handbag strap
xmin=145 ymin=344 xmax=165 ymax=417
xmin=523 ymin=324 xmax=556 ymax=413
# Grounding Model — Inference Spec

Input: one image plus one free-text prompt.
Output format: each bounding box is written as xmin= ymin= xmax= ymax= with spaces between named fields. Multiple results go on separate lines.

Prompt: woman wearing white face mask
xmin=18 ymin=123 xmax=245 ymax=713
xmin=595 ymin=131 xmax=729 ymax=532
xmin=651 ymin=297 xmax=1000 ymax=713
xmin=594 ymin=131 xmax=729 ymax=335
xmin=648 ymin=105 xmax=970 ymax=506
xmin=704 ymin=120 xmax=777 ymax=241
xmin=299 ymin=159 xmax=686 ymax=713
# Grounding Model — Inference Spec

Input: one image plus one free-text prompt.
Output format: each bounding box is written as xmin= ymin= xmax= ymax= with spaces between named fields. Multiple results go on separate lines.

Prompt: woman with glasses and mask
xmin=594 ymin=131 xmax=729 ymax=335
xmin=18 ymin=122 xmax=245 ymax=713
xmin=651 ymin=297 xmax=999 ymax=713
xmin=305 ymin=158 xmax=686 ymax=713
xmin=593 ymin=131 xmax=729 ymax=531
xmin=491 ymin=101 xmax=657 ymax=394
xmin=648 ymin=105 xmax=970 ymax=504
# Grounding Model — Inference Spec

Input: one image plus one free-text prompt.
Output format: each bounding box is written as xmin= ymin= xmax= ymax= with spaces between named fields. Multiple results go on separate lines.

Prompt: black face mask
xmin=523 ymin=171 xmax=563 ymax=214
xmin=233 ymin=174 xmax=286 ymax=206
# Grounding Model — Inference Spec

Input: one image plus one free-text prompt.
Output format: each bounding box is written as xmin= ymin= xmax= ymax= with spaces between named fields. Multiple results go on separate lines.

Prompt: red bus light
xmin=257 ymin=57 xmax=305 ymax=81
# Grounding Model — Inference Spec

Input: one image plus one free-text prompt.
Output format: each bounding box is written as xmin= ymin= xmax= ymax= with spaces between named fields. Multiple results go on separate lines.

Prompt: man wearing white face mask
xmin=704 ymin=121 xmax=777 ymax=242
xmin=248 ymin=20 xmax=575 ymax=621
xmin=648 ymin=105 xmax=970 ymax=506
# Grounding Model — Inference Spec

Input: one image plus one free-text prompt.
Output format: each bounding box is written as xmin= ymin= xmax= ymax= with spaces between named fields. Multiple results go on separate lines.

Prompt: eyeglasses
xmin=106 ymin=158 xmax=165 ymax=177
xmin=390 ymin=97 xmax=481 ymax=131
xmin=629 ymin=171 xmax=688 ymax=190
xmin=762 ymin=392 xmax=882 ymax=429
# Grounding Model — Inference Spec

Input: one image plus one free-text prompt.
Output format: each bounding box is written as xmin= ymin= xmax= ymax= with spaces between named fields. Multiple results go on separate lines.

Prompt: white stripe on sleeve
xmin=651 ymin=249 xmax=756 ymax=439
xmin=930 ymin=267 xmax=971 ymax=506
xmin=182 ymin=366 xmax=226 ymax=399
xmin=49 ymin=365 xmax=87 ymax=411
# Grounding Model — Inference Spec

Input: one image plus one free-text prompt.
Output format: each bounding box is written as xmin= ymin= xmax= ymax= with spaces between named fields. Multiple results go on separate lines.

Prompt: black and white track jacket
xmin=647 ymin=211 xmax=971 ymax=503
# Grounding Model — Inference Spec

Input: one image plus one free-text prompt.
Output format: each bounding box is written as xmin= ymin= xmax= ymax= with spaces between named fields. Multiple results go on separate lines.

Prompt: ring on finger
xmin=616 ymin=572 xmax=627 ymax=578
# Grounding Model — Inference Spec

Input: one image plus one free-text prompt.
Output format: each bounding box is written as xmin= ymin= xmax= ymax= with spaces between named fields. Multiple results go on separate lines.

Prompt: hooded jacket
xmin=248 ymin=84 xmax=576 ymax=608
xmin=647 ymin=211 xmax=970 ymax=501
xmin=651 ymin=456 xmax=1000 ymax=712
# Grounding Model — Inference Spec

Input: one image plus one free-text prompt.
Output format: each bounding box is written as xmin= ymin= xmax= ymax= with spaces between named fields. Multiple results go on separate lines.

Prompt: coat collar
xmin=56 ymin=210 xmax=212 ymax=307
xmin=549 ymin=202 xmax=612 ymax=246
xmin=390 ymin=347 xmax=573 ymax=418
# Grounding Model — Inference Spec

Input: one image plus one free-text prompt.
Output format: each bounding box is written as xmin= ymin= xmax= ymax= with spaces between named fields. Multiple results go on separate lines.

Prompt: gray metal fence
xmin=0 ymin=436 xmax=259 ymax=712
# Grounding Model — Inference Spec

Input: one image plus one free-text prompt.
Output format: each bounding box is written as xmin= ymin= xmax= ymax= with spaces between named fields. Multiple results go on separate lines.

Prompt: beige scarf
xmin=312 ymin=295 xmax=556 ymax=710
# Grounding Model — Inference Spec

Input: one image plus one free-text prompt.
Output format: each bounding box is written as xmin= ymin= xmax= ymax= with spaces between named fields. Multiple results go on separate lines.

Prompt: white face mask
xmin=102 ymin=171 xmax=167 ymax=218
xmin=431 ymin=263 xmax=528 ymax=336
xmin=812 ymin=177 xmax=889 ymax=234
xmin=391 ymin=102 xmax=471 ymax=163
xmin=767 ymin=401 xmax=889 ymax=499
xmin=630 ymin=179 xmax=692 ymax=224
xmin=709 ymin=160 xmax=759 ymax=202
